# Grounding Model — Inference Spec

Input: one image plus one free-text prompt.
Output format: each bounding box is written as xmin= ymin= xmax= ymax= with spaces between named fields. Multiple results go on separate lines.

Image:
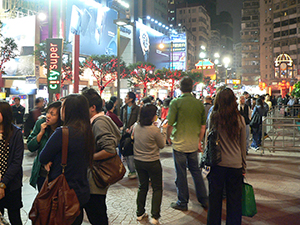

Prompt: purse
xmin=29 ymin=127 xmax=81 ymax=225
xmin=91 ymin=153 xmax=126 ymax=188
xmin=200 ymin=128 xmax=222 ymax=168
xmin=242 ymin=182 xmax=257 ymax=217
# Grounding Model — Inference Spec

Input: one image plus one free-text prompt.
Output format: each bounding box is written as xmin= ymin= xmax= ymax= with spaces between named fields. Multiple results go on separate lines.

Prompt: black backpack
xmin=249 ymin=111 xmax=262 ymax=128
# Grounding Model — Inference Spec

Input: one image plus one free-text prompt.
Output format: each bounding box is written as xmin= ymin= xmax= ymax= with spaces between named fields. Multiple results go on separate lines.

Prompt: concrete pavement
xmin=8 ymin=145 xmax=300 ymax=224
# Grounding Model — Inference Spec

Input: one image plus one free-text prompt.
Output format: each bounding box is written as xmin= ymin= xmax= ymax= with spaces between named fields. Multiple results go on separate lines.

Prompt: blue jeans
xmin=125 ymin=155 xmax=136 ymax=173
xmin=173 ymin=149 xmax=208 ymax=207
xmin=251 ymin=125 xmax=262 ymax=148
xmin=246 ymin=125 xmax=250 ymax=152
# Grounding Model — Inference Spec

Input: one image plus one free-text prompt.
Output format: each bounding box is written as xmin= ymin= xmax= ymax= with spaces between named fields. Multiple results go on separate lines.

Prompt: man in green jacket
xmin=167 ymin=77 xmax=208 ymax=211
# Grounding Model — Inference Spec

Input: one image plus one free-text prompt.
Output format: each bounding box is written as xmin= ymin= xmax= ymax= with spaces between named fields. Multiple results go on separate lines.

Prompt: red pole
xmin=73 ymin=35 xmax=80 ymax=93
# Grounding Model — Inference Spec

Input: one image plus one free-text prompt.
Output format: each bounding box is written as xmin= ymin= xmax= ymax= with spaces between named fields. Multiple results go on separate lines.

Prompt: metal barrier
xmin=261 ymin=116 xmax=300 ymax=153
xmin=268 ymin=105 xmax=300 ymax=118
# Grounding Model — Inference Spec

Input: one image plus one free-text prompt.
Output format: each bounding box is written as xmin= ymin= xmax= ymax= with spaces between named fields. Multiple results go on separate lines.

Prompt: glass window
xmin=274 ymin=32 xmax=280 ymax=38
xmin=282 ymin=1 xmax=288 ymax=8
xmin=281 ymin=30 xmax=288 ymax=36
xmin=289 ymin=28 xmax=297 ymax=35
xmin=281 ymin=20 xmax=288 ymax=26
xmin=274 ymin=22 xmax=280 ymax=28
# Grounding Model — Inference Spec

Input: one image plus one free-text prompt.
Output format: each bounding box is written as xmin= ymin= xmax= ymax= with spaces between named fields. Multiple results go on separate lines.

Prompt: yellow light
xmin=159 ymin=43 xmax=164 ymax=49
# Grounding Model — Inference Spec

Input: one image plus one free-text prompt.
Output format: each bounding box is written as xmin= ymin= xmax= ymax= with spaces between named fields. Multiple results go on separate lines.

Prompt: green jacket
xmin=27 ymin=117 xmax=50 ymax=188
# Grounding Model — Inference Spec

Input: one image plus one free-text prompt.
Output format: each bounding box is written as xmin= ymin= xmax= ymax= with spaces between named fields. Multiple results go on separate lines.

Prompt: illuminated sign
xmin=226 ymin=79 xmax=241 ymax=85
xmin=46 ymin=39 xmax=63 ymax=94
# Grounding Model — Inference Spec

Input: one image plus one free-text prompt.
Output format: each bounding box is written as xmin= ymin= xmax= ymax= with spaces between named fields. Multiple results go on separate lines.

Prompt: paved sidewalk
xmin=11 ymin=145 xmax=300 ymax=224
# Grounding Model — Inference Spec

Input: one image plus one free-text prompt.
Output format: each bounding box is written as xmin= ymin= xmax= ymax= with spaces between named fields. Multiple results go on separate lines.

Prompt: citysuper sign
xmin=46 ymin=38 xmax=63 ymax=94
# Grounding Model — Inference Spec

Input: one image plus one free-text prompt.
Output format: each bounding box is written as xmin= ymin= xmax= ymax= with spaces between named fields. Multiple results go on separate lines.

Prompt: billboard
xmin=135 ymin=21 xmax=186 ymax=70
xmin=66 ymin=0 xmax=118 ymax=56
xmin=1 ymin=16 xmax=35 ymax=78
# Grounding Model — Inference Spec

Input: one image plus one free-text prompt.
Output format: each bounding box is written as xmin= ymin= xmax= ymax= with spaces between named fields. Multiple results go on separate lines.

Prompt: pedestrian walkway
xmin=13 ymin=146 xmax=300 ymax=224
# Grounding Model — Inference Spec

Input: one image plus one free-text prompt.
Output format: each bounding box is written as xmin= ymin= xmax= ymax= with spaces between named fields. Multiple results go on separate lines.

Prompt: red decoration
xmin=127 ymin=63 xmax=159 ymax=97
xmin=156 ymin=69 xmax=183 ymax=98
xmin=278 ymin=80 xmax=290 ymax=97
xmin=84 ymin=57 xmax=127 ymax=95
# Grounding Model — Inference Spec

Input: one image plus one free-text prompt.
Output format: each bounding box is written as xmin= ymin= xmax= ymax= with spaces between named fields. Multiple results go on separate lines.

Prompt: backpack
xmin=249 ymin=111 xmax=262 ymax=128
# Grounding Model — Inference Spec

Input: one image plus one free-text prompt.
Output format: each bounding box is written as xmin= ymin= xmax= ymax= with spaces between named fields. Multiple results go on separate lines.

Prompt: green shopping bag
xmin=242 ymin=182 xmax=257 ymax=217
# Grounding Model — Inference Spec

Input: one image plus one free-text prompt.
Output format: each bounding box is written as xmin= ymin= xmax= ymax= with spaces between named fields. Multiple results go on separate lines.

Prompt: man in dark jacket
xmin=12 ymin=97 xmax=25 ymax=128
xmin=24 ymin=97 xmax=44 ymax=138
xmin=121 ymin=92 xmax=139 ymax=179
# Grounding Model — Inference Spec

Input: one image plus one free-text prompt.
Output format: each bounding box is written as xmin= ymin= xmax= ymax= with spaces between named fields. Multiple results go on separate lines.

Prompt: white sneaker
xmin=150 ymin=217 xmax=159 ymax=224
xmin=137 ymin=212 xmax=148 ymax=221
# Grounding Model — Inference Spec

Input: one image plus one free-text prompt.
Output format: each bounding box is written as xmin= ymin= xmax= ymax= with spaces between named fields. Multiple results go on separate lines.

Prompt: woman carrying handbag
xmin=39 ymin=95 xmax=95 ymax=224
xmin=206 ymin=88 xmax=247 ymax=225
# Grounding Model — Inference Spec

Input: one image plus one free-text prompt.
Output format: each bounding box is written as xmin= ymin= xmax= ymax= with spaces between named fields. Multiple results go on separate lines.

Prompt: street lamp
xmin=111 ymin=0 xmax=130 ymax=116
xmin=214 ymin=53 xmax=220 ymax=82
xmin=159 ymin=39 xmax=173 ymax=70
xmin=223 ymin=57 xmax=230 ymax=78
xmin=199 ymin=51 xmax=206 ymax=76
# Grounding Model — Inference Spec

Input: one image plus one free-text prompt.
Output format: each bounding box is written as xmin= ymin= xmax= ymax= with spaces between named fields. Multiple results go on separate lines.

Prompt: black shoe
xmin=170 ymin=202 xmax=188 ymax=211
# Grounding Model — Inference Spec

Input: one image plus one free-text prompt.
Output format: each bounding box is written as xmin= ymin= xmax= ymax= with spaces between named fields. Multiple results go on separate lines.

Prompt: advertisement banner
xmin=46 ymin=39 xmax=63 ymax=94
xmin=65 ymin=0 xmax=118 ymax=56
xmin=135 ymin=21 xmax=186 ymax=70
xmin=1 ymin=16 xmax=35 ymax=78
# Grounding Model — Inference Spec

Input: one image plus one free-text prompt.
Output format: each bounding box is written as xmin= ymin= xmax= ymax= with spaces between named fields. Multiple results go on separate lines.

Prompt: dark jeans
xmin=37 ymin=176 xmax=46 ymax=192
xmin=207 ymin=166 xmax=243 ymax=225
xmin=251 ymin=125 xmax=262 ymax=148
xmin=0 ymin=208 xmax=22 ymax=225
xmin=71 ymin=208 xmax=83 ymax=225
xmin=84 ymin=194 xmax=108 ymax=225
xmin=173 ymin=149 xmax=207 ymax=207
xmin=134 ymin=159 xmax=162 ymax=219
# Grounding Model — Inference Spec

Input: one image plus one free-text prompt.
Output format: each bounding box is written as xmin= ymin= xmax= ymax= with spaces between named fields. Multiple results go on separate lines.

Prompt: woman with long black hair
xmin=0 ymin=101 xmax=24 ymax=225
xmin=39 ymin=94 xmax=95 ymax=225
xmin=206 ymin=88 xmax=247 ymax=225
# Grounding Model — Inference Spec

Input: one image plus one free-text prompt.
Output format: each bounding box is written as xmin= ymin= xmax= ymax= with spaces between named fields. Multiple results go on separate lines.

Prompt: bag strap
xmin=61 ymin=126 xmax=69 ymax=173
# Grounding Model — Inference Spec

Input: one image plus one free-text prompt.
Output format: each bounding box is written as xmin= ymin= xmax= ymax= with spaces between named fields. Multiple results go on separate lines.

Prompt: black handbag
xmin=120 ymin=133 xmax=134 ymax=156
xmin=200 ymin=128 xmax=222 ymax=168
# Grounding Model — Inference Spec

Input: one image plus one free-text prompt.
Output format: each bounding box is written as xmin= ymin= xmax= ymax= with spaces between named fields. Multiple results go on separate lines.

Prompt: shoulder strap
xmin=61 ymin=126 xmax=69 ymax=173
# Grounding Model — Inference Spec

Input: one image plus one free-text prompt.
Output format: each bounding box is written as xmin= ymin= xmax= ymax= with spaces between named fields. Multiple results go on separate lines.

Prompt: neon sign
xmin=46 ymin=39 xmax=63 ymax=94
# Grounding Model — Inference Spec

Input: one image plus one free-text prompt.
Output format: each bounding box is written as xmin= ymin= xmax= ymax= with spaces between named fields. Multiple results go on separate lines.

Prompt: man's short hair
xmin=14 ymin=97 xmax=20 ymax=101
xmin=180 ymin=76 xmax=193 ymax=93
xmin=205 ymin=96 xmax=212 ymax=101
xmin=82 ymin=88 xmax=103 ymax=112
xmin=243 ymin=91 xmax=249 ymax=95
xmin=128 ymin=92 xmax=136 ymax=103
xmin=35 ymin=97 xmax=44 ymax=105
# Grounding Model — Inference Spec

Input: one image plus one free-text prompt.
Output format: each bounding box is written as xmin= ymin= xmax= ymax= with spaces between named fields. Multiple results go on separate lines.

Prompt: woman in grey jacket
xmin=133 ymin=104 xmax=165 ymax=225
xmin=206 ymin=88 xmax=246 ymax=225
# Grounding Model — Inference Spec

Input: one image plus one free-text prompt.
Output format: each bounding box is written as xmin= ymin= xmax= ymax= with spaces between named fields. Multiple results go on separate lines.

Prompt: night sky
xmin=217 ymin=0 xmax=243 ymax=43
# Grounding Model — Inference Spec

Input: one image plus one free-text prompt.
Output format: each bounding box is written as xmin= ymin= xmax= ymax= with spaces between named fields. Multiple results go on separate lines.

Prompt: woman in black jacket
xmin=0 ymin=101 xmax=24 ymax=225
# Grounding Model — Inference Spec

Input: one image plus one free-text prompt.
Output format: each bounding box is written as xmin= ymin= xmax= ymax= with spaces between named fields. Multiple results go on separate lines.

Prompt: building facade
xmin=241 ymin=0 xmax=260 ymax=85
xmin=176 ymin=5 xmax=211 ymax=63
xmin=272 ymin=0 xmax=299 ymax=82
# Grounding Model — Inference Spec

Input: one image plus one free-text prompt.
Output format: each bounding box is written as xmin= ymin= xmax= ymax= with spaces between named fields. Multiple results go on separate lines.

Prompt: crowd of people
xmin=0 ymin=78 xmax=298 ymax=225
